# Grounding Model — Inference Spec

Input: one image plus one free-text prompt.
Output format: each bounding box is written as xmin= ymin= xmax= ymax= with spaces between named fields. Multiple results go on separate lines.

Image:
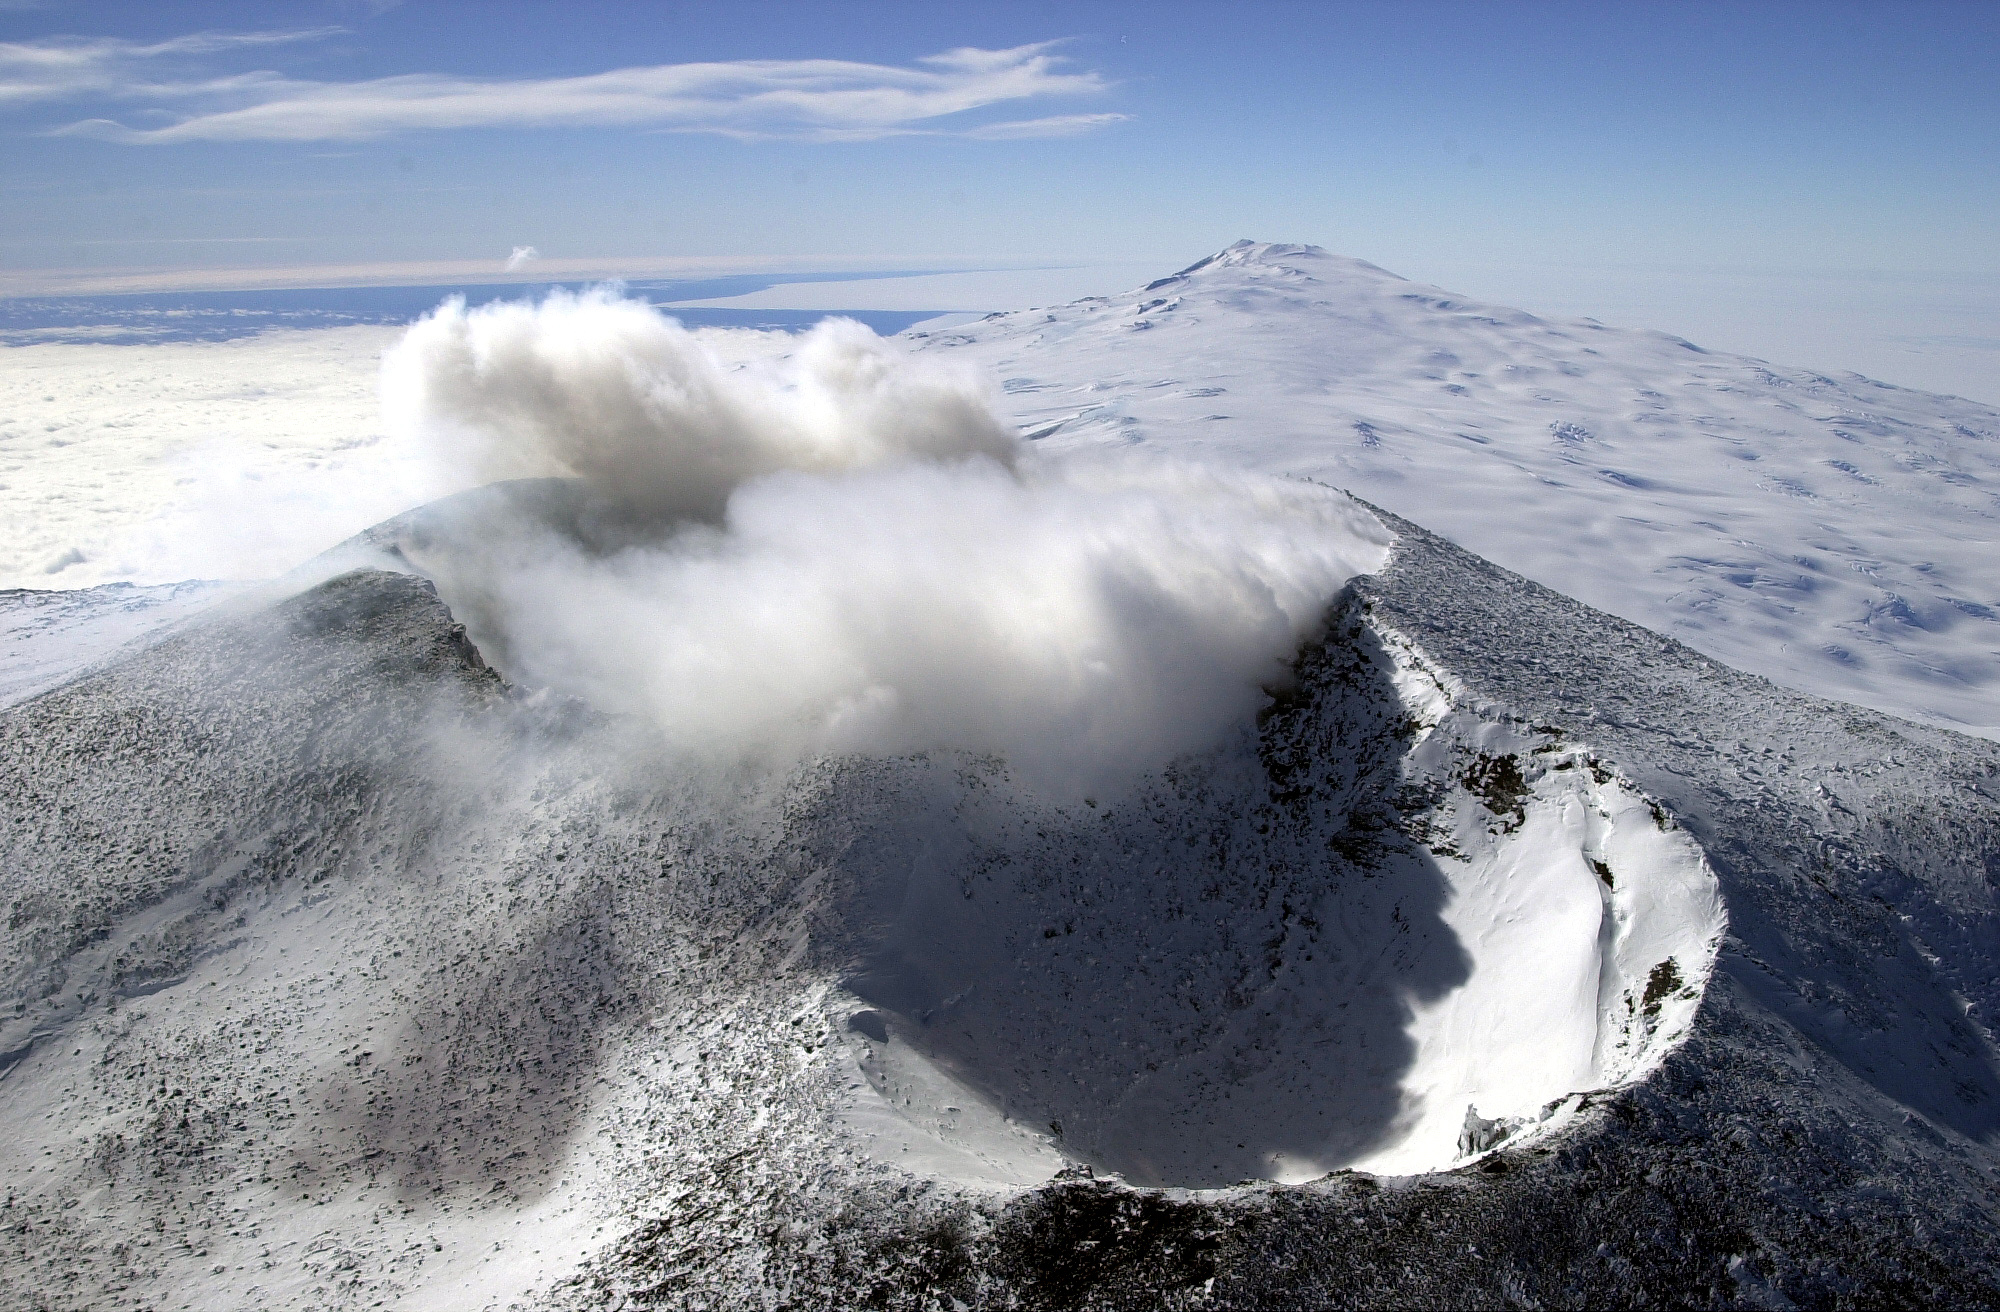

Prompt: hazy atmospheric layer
xmin=0 ymin=317 xmax=846 ymax=592
xmin=0 ymin=325 xmax=407 ymax=587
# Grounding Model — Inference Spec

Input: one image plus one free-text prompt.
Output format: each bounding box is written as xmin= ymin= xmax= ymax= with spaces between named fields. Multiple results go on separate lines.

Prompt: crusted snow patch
xmin=831 ymin=1000 xmax=1067 ymax=1191
xmin=1352 ymin=636 xmax=1725 ymax=1174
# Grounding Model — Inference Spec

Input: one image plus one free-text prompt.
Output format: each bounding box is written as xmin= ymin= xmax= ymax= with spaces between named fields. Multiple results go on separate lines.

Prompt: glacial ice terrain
xmin=916 ymin=242 xmax=2000 ymax=740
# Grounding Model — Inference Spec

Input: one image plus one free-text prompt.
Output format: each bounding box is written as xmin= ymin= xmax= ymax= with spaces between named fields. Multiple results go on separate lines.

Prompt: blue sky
xmin=4 ymin=1 xmax=1997 ymax=283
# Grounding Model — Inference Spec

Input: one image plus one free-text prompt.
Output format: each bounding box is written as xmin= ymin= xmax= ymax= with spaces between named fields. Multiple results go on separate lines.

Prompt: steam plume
xmin=384 ymin=289 xmax=1016 ymax=521
xmin=381 ymin=293 xmax=1389 ymax=791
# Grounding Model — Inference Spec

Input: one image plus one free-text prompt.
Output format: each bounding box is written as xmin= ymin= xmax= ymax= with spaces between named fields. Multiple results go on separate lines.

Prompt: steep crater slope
xmin=813 ymin=595 xmax=1721 ymax=1186
xmin=567 ymin=514 xmax=2000 ymax=1309
xmin=324 ymin=479 xmax=1726 ymax=1185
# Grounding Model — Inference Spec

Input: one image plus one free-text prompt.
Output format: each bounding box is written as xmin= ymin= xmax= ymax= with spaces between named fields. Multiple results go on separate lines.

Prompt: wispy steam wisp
xmin=382 ymin=293 xmax=1388 ymax=792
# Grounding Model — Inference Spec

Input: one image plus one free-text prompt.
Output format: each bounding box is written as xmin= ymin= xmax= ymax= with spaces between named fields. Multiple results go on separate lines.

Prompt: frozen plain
xmin=0 ymin=244 xmax=1997 ymax=1308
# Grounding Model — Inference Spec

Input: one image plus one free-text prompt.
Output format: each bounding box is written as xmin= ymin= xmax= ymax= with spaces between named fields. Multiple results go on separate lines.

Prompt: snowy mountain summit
xmin=1 ymin=247 xmax=1998 ymax=1308
xmin=920 ymin=240 xmax=2000 ymax=738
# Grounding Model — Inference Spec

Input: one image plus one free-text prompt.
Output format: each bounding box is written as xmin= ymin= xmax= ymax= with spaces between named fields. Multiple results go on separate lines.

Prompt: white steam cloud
xmin=504 ymin=245 xmax=538 ymax=271
xmin=384 ymin=289 xmax=1017 ymax=521
xmin=381 ymin=293 xmax=1389 ymax=792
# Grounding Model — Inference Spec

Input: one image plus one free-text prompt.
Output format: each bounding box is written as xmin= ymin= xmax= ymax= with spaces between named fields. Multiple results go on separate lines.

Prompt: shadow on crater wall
xmin=829 ymin=592 xmax=1473 ymax=1186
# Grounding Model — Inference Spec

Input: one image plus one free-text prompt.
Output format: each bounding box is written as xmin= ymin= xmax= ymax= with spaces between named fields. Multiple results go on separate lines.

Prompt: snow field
xmin=919 ymin=242 xmax=2000 ymax=739
xmin=1357 ymin=697 xmax=1724 ymax=1174
xmin=10 ymin=243 xmax=1995 ymax=739
xmin=0 ymin=579 xmax=234 ymax=708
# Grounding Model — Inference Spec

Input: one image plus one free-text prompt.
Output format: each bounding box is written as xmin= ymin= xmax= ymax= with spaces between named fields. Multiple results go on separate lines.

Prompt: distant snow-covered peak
xmin=917 ymin=243 xmax=2000 ymax=739
xmin=1149 ymin=239 xmax=1408 ymax=286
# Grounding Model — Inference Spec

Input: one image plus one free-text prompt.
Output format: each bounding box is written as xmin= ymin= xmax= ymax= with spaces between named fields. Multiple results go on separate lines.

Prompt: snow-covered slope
xmin=816 ymin=602 xmax=1724 ymax=1190
xmin=0 ymin=548 xmax=1721 ymax=1305
xmin=4 ymin=246 xmax=1999 ymax=1309
xmin=915 ymin=242 xmax=2000 ymax=738
xmin=2 ymin=489 xmax=1995 ymax=1308
xmin=0 ymin=580 xmax=234 ymax=708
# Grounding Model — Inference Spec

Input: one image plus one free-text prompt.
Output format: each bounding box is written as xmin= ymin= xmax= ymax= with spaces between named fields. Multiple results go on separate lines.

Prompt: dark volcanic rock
xmin=3 ymin=527 xmax=1998 ymax=1310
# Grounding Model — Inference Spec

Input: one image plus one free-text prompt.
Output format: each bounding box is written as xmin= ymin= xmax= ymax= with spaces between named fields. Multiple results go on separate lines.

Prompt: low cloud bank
xmin=383 ymin=293 xmax=1389 ymax=792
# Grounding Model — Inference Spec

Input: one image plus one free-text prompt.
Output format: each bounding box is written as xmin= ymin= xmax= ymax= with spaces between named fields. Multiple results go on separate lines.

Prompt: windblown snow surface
xmin=1 ymin=247 xmax=1998 ymax=1309
xmin=913 ymin=242 xmax=2000 ymax=740
xmin=0 ymin=579 xmax=233 ymax=709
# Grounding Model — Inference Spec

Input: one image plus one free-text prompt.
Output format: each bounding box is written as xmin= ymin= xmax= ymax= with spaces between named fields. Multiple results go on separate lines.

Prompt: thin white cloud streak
xmin=0 ymin=252 xmax=848 ymax=297
xmin=16 ymin=31 xmax=1119 ymax=143
xmin=504 ymin=245 xmax=538 ymax=271
xmin=962 ymin=112 xmax=1131 ymax=140
xmin=0 ymin=29 xmax=339 ymax=105
xmin=701 ymin=110 xmax=1133 ymax=144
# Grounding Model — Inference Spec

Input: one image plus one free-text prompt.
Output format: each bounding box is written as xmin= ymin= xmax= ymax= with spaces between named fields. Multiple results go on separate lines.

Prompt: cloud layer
xmin=0 ymin=28 xmax=336 ymax=106
xmin=383 ymin=295 xmax=1388 ymax=793
xmin=4 ymin=30 xmax=1123 ymax=143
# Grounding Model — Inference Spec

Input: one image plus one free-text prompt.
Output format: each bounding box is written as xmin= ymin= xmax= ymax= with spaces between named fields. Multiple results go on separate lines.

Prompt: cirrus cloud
xmin=0 ymin=28 xmax=339 ymax=105
xmin=5 ymin=29 xmax=1126 ymax=143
